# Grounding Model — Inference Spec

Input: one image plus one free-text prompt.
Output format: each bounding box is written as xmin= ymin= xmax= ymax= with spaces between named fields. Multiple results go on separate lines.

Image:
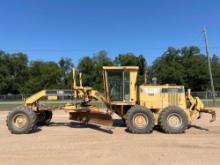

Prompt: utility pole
xmin=203 ymin=27 xmax=216 ymax=105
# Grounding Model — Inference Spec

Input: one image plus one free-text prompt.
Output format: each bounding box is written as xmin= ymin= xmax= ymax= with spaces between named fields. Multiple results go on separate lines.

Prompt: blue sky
xmin=0 ymin=0 xmax=220 ymax=65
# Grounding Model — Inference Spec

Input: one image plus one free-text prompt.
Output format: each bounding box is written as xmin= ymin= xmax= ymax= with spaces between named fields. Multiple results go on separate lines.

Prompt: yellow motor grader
xmin=6 ymin=66 xmax=216 ymax=134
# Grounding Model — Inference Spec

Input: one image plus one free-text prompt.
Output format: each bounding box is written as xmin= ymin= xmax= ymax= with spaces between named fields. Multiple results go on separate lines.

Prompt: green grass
xmin=0 ymin=104 xmax=22 ymax=111
xmin=0 ymin=100 xmax=106 ymax=111
xmin=202 ymin=99 xmax=220 ymax=107
xmin=0 ymin=101 xmax=66 ymax=111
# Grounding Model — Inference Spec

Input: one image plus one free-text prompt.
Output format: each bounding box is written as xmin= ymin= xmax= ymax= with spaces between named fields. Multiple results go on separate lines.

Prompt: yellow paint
xmin=25 ymin=90 xmax=46 ymax=105
xmin=22 ymin=66 xmax=215 ymax=125
xmin=139 ymin=85 xmax=186 ymax=110
xmin=48 ymin=96 xmax=58 ymax=101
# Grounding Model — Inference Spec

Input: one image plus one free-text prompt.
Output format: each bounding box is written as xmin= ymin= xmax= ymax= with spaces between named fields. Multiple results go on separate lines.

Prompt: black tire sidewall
xmin=159 ymin=106 xmax=188 ymax=133
xmin=7 ymin=109 xmax=35 ymax=134
xmin=127 ymin=107 xmax=154 ymax=133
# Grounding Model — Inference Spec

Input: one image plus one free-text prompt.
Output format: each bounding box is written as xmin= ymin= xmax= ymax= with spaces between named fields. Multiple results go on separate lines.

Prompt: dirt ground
xmin=0 ymin=109 xmax=219 ymax=165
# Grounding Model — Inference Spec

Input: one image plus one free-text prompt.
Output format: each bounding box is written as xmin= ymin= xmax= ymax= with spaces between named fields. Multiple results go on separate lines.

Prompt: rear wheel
xmin=6 ymin=106 xmax=37 ymax=134
xmin=36 ymin=111 xmax=53 ymax=126
xmin=126 ymin=106 xmax=154 ymax=134
xmin=159 ymin=106 xmax=188 ymax=134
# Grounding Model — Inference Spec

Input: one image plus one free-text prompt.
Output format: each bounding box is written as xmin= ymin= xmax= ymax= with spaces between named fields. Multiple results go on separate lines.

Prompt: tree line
xmin=0 ymin=46 xmax=219 ymax=95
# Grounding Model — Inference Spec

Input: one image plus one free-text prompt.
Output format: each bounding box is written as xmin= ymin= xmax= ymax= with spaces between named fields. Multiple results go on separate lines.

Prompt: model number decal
xmin=140 ymin=88 xmax=161 ymax=95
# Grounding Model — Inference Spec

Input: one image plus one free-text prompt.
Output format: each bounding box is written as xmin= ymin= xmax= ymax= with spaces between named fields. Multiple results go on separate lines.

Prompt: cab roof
xmin=103 ymin=66 xmax=139 ymax=70
xmin=140 ymin=84 xmax=184 ymax=88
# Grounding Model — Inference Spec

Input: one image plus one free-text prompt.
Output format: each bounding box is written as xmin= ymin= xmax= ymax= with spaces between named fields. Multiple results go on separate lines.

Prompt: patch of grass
xmin=0 ymin=101 xmax=69 ymax=111
xmin=203 ymin=100 xmax=220 ymax=107
xmin=0 ymin=101 xmax=22 ymax=111
xmin=0 ymin=100 xmax=106 ymax=111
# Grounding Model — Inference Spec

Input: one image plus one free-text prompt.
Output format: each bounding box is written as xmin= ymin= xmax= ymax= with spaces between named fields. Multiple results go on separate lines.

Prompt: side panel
xmin=139 ymin=85 xmax=187 ymax=110
xmin=162 ymin=88 xmax=187 ymax=110
xmin=139 ymin=86 xmax=163 ymax=109
xmin=129 ymin=70 xmax=138 ymax=103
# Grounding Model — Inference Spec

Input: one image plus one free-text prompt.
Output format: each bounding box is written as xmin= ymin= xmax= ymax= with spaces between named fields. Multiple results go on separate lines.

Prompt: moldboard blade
xmin=88 ymin=111 xmax=113 ymax=126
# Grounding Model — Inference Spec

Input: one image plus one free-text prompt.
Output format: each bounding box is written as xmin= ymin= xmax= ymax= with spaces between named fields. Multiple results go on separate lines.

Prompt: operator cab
xmin=102 ymin=66 xmax=139 ymax=105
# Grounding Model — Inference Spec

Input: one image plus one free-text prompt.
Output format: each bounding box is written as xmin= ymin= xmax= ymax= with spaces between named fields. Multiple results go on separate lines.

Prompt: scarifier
xmin=6 ymin=66 xmax=216 ymax=134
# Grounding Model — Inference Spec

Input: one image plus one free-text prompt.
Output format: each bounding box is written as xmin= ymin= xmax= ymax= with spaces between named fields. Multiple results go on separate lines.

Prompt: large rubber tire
xmin=6 ymin=106 xmax=37 ymax=134
xmin=126 ymin=105 xmax=154 ymax=134
xmin=36 ymin=111 xmax=53 ymax=126
xmin=159 ymin=106 xmax=188 ymax=134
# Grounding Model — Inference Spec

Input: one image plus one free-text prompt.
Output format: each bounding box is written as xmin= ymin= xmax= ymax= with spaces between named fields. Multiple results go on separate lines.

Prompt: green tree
xmin=0 ymin=51 xmax=28 ymax=94
xmin=0 ymin=51 xmax=10 ymax=94
xmin=150 ymin=47 xmax=185 ymax=85
xmin=180 ymin=47 xmax=209 ymax=90
xmin=77 ymin=56 xmax=95 ymax=87
xmin=21 ymin=61 xmax=63 ymax=94
xmin=58 ymin=57 xmax=74 ymax=89
xmin=114 ymin=53 xmax=147 ymax=84
xmin=78 ymin=51 xmax=113 ymax=91
xmin=1 ymin=47 xmax=220 ymax=95
xmin=93 ymin=51 xmax=113 ymax=90
xmin=211 ymin=55 xmax=220 ymax=90
xmin=150 ymin=46 xmax=213 ymax=91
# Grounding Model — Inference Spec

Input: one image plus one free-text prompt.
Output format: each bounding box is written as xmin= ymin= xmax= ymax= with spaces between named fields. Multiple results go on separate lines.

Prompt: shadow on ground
xmin=188 ymin=124 xmax=209 ymax=131
xmin=31 ymin=119 xmax=209 ymax=134
xmin=113 ymin=119 xmax=126 ymax=127
xmin=46 ymin=121 xmax=113 ymax=134
xmin=30 ymin=127 xmax=42 ymax=134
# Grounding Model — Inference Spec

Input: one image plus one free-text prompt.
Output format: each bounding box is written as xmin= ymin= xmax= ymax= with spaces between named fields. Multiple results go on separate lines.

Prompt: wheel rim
xmin=133 ymin=113 xmax=148 ymax=128
xmin=167 ymin=113 xmax=182 ymax=128
xmin=13 ymin=113 xmax=28 ymax=128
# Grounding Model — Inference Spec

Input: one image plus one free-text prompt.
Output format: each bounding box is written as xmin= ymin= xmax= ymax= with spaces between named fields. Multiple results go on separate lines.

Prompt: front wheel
xmin=6 ymin=106 xmax=37 ymax=134
xmin=159 ymin=106 xmax=188 ymax=134
xmin=126 ymin=106 xmax=154 ymax=134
